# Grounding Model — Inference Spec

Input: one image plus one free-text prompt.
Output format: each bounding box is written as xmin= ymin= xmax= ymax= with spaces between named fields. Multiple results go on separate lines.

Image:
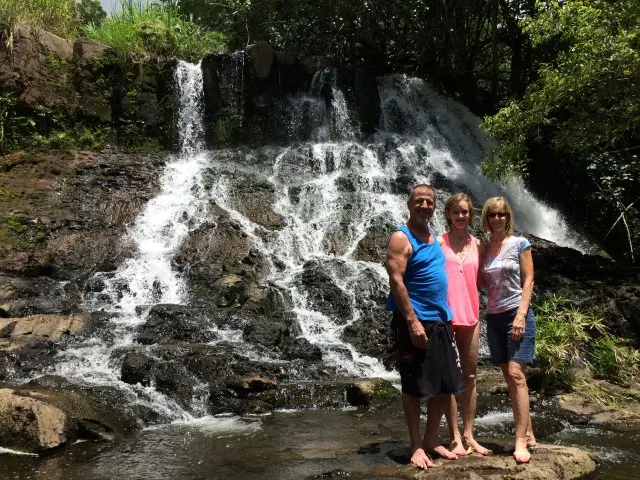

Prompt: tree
xmin=483 ymin=0 xmax=640 ymax=261
xmin=77 ymin=0 xmax=107 ymax=26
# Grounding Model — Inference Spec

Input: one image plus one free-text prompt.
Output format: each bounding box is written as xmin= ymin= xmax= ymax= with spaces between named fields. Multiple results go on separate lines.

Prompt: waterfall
xmin=209 ymin=70 xmax=591 ymax=378
xmin=49 ymin=61 xmax=211 ymax=421
xmin=32 ymin=65 xmax=592 ymax=421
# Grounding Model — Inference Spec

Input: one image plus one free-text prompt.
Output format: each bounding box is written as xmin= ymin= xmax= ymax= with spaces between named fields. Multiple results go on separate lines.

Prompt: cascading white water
xmin=378 ymin=74 xmax=592 ymax=252
xmin=210 ymin=70 xmax=592 ymax=379
xmin=50 ymin=61 xmax=211 ymax=421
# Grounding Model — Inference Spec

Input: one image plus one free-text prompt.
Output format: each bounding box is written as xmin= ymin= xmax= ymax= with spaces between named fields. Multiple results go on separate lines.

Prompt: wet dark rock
xmin=354 ymin=218 xmax=395 ymax=262
xmin=225 ymin=174 xmax=286 ymax=230
xmin=121 ymin=352 xmax=154 ymax=386
xmin=0 ymin=150 xmax=164 ymax=281
xmin=242 ymin=318 xmax=288 ymax=347
xmin=525 ymin=233 xmax=640 ymax=346
xmin=152 ymin=361 xmax=200 ymax=410
xmin=136 ymin=304 xmax=226 ymax=345
xmin=299 ymin=261 xmax=352 ymax=325
xmin=281 ymin=337 xmax=322 ymax=362
xmin=342 ymin=304 xmax=390 ymax=365
xmin=252 ymin=378 xmax=397 ymax=411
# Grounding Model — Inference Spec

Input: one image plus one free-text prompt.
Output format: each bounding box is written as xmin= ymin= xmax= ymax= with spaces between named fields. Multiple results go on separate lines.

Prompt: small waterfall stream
xmin=51 ymin=61 xmax=211 ymax=421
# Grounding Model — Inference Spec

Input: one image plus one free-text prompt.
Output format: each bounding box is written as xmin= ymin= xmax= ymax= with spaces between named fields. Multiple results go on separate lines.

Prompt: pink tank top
xmin=441 ymin=232 xmax=480 ymax=326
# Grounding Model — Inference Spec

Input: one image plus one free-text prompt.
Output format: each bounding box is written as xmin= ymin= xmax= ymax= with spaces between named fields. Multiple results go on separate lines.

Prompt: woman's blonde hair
xmin=444 ymin=193 xmax=475 ymax=230
xmin=482 ymin=196 xmax=515 ymax=235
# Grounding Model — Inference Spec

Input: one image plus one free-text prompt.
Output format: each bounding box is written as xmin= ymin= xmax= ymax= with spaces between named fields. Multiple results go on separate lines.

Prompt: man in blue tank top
xmin=386 ymin=184 xmax=464 ymax=469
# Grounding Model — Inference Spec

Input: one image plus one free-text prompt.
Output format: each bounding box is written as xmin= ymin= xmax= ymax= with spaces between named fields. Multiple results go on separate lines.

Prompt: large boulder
xmin=0 ymin=385 xmax=135 ymax=453
xmin=383 ymin=444 xmax=595 ymax=479
xmin=0 ymin=388 xmax=71 ymax=452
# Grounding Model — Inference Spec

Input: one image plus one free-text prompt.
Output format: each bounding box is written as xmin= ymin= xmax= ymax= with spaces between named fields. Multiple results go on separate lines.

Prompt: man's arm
xmin=386 ymin=231 xmax=428 ymax=348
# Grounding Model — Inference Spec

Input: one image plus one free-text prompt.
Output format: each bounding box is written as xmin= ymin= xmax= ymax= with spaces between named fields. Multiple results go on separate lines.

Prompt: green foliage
xmin=482 ymin=0 xmax=640 ymax=261
xmin=173 ymin=0 xmax=526 ymax=104
xmin=534 ymin=295 xmax=606 ymax=391
xmin=84 ymin=0 xmax=227 ymax=60
xmin=0 ymin=93 xmax=36 ymax=154
xmin=76 ymin=0 xmax=107 ymax=26
xmin=535 ymin=294 xmax=640 ymax=392
xmin=0 ymin=0 xmax=78 ymax=39
xmin=7 ymin=215 xmax=28 ymax=234
xmin=589 ymin=335 xmax=640 ymax=387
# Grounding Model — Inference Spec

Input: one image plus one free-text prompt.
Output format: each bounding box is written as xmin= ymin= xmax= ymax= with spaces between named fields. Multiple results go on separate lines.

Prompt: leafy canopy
xmin=482 ymin=0 xmax=640 ymax=260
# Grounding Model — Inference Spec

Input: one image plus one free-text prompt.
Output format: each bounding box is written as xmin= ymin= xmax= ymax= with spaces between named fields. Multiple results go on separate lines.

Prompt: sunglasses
xmin=488 ymin=212 xmax=508 ymax=218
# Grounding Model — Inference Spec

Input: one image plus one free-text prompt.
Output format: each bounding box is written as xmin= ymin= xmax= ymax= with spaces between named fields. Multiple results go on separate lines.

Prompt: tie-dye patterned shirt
xmin=482 ymin=236 xmax=531 ymax=314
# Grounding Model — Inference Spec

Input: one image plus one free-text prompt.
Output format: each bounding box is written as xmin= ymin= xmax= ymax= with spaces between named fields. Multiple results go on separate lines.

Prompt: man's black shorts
xmin=391 ymin=312 xmax=464 ymax=398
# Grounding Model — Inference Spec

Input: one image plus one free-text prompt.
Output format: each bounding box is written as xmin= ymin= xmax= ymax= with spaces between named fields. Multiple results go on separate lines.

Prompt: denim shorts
xmin=485 ymin=307 xmax=536 ymax=365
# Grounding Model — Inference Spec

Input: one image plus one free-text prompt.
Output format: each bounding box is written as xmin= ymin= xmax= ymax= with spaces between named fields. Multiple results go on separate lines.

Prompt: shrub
xmin=534 ymin=295 xmax=605 ymax=391
xmin=589 ymin=335 xmax=640 ymax=387
xmin=84 ymin=0 xmax=227 ymax=61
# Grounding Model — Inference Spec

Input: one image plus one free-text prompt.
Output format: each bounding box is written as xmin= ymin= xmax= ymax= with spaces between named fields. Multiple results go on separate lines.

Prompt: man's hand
xmin=408 ymin=320 xmax=428 ymax=349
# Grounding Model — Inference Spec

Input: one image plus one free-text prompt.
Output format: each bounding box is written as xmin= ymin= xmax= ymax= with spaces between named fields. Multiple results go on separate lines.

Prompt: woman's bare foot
xmin=464 ymin=437 xmax=490 ymax=456
xmin=450 ymin=438 xmax=468 ymax=457
xmin=503 ymin=438 xmax=536 ymax=452
xmin=426 ymin=444 xmax=458 ymax=460
xmin=410 ymin=448 xmax=434 ymax=469
xmin=513 ymin=446 xmax=531 ymax=463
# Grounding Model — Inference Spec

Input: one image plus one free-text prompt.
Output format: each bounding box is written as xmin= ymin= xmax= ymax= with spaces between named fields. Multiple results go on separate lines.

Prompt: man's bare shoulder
xmin=388 ymin=230 xmax=411 ymax=255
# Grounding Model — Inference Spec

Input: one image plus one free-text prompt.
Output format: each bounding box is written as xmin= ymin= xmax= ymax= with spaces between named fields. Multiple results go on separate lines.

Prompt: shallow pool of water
xmin=0 ymin=400 xmax=637 ymax=479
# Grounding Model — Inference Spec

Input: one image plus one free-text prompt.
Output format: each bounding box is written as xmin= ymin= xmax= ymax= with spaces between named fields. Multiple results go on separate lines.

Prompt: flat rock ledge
xmin=345 ymin=444 xmax=595 ymax=480
xmin=556 ymin=390 xmax=640 ymax=432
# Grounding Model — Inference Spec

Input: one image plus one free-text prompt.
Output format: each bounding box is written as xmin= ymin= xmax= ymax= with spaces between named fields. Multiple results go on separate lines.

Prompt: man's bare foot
xmin=450 ymin=439 xmax=468 ymax=457
xmin=513 ymin=446 xmax=531 ymax=463
xmin=425 ymin=444 xmax=458 ymax=460
xmin=410 ymin=448 xmax=434 ymax=469
xmin=464 ymin=437 xmax=490 ymax=456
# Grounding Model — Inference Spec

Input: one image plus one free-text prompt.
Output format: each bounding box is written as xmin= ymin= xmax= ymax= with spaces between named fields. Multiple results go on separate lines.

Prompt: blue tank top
xmin=386 ymin=225 xmax=453 ymax=322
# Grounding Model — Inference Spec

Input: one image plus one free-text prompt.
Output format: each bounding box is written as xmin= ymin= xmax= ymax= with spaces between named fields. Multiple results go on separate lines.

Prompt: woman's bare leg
xmin=500 ymin=362 xmax=533 ymax=463
xmin=456 ymin=324 xmax=489 ymax=455
xmin=445 ymin=395 xmax=467 ymax=456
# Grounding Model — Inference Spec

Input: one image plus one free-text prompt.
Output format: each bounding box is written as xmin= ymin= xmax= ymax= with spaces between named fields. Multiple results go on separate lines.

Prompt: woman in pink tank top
xmin=438 ymin=193 xmax=489 ymax=456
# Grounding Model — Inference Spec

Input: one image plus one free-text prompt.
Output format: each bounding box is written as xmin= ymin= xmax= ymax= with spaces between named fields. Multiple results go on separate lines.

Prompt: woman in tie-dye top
xmin=481 ymin=197 xmax=536 ymax=464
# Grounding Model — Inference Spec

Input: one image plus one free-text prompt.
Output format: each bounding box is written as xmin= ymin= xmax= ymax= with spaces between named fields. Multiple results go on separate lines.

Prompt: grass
xmin=84 ymin=0 xmax=227 ymax=61
xmin=1 ymin=0 xmax=226 ymax=60
xmin=0 ymin=0 xmax=78 ymax=41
